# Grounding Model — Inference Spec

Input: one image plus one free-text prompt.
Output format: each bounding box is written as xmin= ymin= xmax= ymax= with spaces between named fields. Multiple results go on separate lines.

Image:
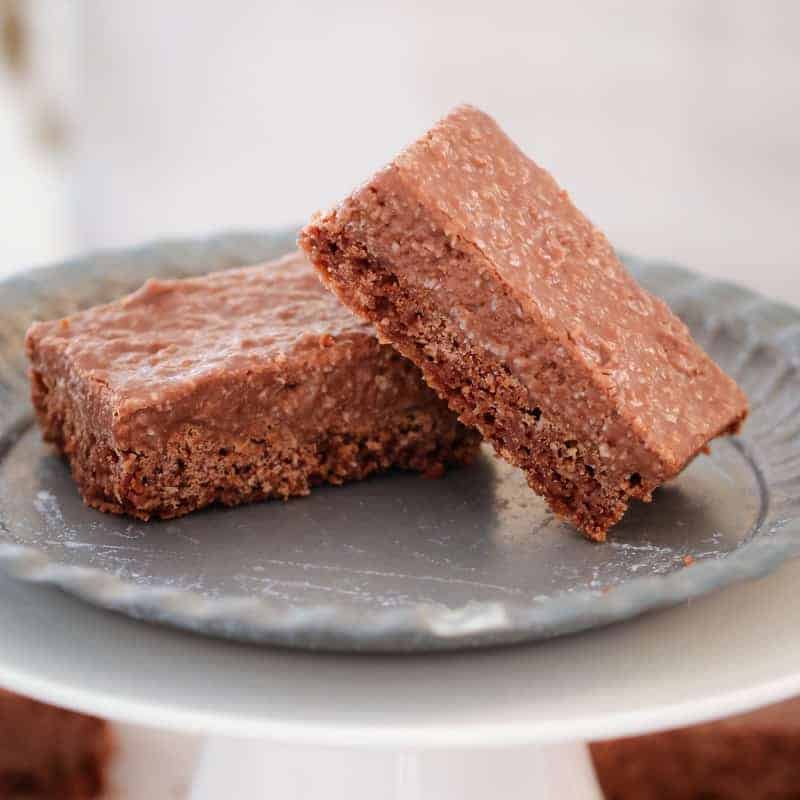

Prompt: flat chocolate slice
xmin=26 ymin=251 xmax=478 ymax=521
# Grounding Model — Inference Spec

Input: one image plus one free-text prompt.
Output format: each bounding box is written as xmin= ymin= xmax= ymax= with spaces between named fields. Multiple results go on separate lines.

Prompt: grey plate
xmin=0 ymin=231 xmax=799 ymax=652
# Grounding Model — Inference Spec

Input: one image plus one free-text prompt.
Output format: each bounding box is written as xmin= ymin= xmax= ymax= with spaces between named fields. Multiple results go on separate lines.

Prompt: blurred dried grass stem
xmin=1 ymin=0 xmax=68 ymax=153
xmin=1 ymin=0 xmax=28 ymax=79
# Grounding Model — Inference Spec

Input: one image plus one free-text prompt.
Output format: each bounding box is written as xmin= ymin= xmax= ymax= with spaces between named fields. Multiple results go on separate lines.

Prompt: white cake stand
xmin=1 ymin=556 xmax=799 ymax=798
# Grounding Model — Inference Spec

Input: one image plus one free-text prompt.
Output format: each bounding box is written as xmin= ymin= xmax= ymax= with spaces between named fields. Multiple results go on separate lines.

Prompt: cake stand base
xmin=189 ymin=739 xmax=602 ymax=799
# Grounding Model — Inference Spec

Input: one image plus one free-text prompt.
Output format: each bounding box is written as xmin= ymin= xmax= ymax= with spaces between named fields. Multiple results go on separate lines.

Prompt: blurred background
xmin=1 ymin=0 xmax=798 ymax=300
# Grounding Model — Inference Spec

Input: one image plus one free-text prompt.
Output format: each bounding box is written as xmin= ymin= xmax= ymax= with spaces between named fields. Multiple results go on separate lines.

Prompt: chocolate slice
xmin=592 ymin=697 xmax=800 ymax=799
xmin=300 ymin=105 xmax=747 ymax=540
xmin=26 ymin=251 xmax=479 ymax=521
xmin=0 ymin=690 xmax=111 ymax=799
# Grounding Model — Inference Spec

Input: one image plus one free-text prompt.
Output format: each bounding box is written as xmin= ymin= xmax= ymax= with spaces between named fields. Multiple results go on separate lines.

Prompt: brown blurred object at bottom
xmin=592 ymin=697 xmax=800 ymax=800
xmin=0 ymin=689 xmax=111 ymax=799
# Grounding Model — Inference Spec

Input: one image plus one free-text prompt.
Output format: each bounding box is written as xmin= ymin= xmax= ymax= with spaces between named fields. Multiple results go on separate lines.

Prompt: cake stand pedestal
xmin=190 ymin=739 xmax=602 ymax=799
xmin=190 ymin=740 xmax=602 ymax=799
xmin=1 ymin=557 xmax=799 ymax=798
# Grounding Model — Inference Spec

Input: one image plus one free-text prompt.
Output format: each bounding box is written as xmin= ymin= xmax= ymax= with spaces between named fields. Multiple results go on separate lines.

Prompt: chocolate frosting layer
xmin=26 ymin=251 xmax=373 ymax=413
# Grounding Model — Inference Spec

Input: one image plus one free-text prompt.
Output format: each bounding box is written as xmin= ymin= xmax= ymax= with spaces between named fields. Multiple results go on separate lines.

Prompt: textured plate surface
xmin=0 ymin=231 xmax=798 ymax=652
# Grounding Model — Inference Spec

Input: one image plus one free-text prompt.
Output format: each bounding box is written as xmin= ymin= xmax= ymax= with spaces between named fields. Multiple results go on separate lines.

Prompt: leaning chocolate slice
xmin=26 ymin=251 xmax=479 ymax=521
xmin=300 ymin=105 xmax=748 ymax=540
